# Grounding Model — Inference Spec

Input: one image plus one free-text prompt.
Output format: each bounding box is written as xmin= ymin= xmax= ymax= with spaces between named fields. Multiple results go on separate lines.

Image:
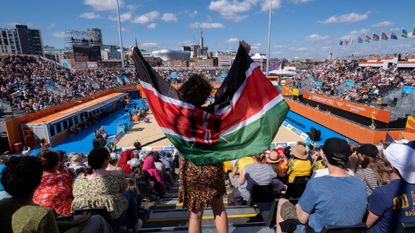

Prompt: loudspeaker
xmin=307 ymin=127 xmax=321 ymax=141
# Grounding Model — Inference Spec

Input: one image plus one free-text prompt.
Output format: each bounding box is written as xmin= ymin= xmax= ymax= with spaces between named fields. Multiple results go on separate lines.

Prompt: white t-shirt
xmin=312 ymin=168 xmax=354 ymax=178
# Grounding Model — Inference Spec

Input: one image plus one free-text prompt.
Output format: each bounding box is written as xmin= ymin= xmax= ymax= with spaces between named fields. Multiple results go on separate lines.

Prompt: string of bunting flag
xmin=339 ymin=26 xmax=415 ymax=46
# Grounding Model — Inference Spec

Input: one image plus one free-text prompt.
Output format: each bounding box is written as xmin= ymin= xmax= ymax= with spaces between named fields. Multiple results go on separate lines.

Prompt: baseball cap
xmin=322 ymin=138 xmax=352 ymax=168
xmin=384 ymin=142 xmax=415 ymax=184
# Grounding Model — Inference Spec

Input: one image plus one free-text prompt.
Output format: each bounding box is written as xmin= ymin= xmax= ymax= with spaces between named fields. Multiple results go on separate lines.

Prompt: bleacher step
xmin=140 ymin=222 xmax=274 ymax=233
xmin=147 ymin=206 xmax=258 ymax=223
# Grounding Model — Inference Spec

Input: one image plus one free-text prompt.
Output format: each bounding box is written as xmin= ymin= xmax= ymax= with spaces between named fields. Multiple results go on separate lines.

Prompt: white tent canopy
xmin=251 ymin=53 xmax=267 ymax=60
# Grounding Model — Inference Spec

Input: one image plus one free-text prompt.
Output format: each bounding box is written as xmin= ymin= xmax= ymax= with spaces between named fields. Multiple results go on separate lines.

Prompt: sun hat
xmin=291 ymin=142 xmax=308 ymax=159
xmin=266 ymin=151 xmax=281 ymax=164
xmin=383 ymin=142 xmax=415 ymax=184
xmin=127 ymin=158 xmax=140 ymax=168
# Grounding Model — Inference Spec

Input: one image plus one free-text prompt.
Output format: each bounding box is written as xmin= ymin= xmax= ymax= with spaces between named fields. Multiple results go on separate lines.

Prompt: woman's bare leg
xmin=211 ymin=196 xmax=228 ymax=233
xmin=188 ymin=210 xmax=203 ymax=233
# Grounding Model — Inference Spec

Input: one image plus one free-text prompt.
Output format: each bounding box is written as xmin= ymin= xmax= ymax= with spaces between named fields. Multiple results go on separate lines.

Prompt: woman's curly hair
xmin=178 ymin=74 xmax=212 ymax=107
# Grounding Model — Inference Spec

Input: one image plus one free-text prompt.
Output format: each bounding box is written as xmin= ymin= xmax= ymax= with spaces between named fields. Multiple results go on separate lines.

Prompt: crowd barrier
xmin=286 ymin=99 xmax=388 ymax=143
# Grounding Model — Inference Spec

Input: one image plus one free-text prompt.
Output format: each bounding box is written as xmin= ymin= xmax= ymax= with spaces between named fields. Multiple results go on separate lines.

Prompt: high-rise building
xmin=0 ymin=25 xmax=43 ymax=55
xmin=64 ymin=28 xmax=103 ymax=48
xmin=215 ymin=51 xmax=237 ymax=67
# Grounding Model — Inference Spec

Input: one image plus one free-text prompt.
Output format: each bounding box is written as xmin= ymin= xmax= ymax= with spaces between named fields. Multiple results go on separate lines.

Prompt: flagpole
xmin=116 ymin=0 xmax=125 ymax=68
xmin=266 ymin=0 xmax=272 ymax=75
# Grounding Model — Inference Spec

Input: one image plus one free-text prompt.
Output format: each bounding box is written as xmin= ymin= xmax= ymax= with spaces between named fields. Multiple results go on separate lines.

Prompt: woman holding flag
xmin=130 ymin=39 xmax=288 ymax=232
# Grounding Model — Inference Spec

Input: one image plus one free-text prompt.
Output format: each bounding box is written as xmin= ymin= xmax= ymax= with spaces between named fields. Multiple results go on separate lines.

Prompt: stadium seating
xmin=286 ymin=176 xmax=310 ymax=198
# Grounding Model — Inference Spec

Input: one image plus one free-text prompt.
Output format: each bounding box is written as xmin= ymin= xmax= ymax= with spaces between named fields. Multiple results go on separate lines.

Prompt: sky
xmin=1 ymin=0 xmax=415 ymax=59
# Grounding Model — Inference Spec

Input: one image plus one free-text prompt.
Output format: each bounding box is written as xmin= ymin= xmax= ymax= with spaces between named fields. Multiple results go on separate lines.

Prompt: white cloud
xmin=140 ymin=42 xmax=159 ymax=50
xmin=320 ymin=12 xmax=369 ymax=24
xmin=52 ymin=32 xmax=65 ymax=38
xmin=208 ymin=0 xmax=281 ymax=21
xmin=372 ymin=21 xmax=394 ymax=28
xmin=226 ymin=37 xmax=239 ymax=44
xmin=305 ymin=34 xmax=329 ymax=41
xmin=273 ymin=44 xmax=286 ymax=49
xmin=132 ymin=11 xmax=160 ymax=24
xmin=208 ymin=0 xmax=254 ymax=22
xmin=80 ymin=12 xmax=101 ymax=19
xmin=108 ymin=12 xmax=132 ymax=22
xmin=190 ymin=22 xmax=224 ymax=29
xmin=161 ymin=13 xmax=177 ymax=22
xmin=251 ymin=42 xmax=262 ymax=50
xmin=83 ymin=0 xmax=122 ymax=11
xmin=350 ymin=28 xmax=370 ymax=35
xmin=147 ymin=23 xmax=157 ymax=29
xmin=179 ymin=40 xmax=193 ymax=46
xmin=296 ymin=47 xmax=308 ymax=51
xmin=260 ymin=0 xmax=282 ymax=12
xmin=291 ymin=0 xmax=312 ymax=3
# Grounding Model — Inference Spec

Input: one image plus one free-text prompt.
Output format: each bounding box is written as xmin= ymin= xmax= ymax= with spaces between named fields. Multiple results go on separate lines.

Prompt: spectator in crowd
xmin=353 ymin=144 xmax=391 ymax=195
xmin=229 ymin=152 xmax=280 ymax=205
xmin=286 ymin=141 xmax=312 ymax=183
xmin=0 ymin=156 xmax=112 ymax=233
xmin=72 ymin=147 xmax=128 ymax=232
xmin=366 ymin=141 xmax=415 ymax=233
xmin=33 ymin=150 xmax=74 ymax=216
xmin=161 ymin=152 xmax=174 ymax=184
xmin=68 ymin=152 xmax=86 ymax=176
xmin=118 ymin=149 xmax=136 ymax=175
xmin=0 ymin=154 xmax=10 ymax=200
xmin=228 ymin=156 xmax=255 ymax=188
xmin=126 ymin=158 xmax=141 ymax=177
xmin=266 ymin=151 xmax=285 ymax=178
xmin=276 ymin=138 xmax=367 ymax=233
xmin=152 ymin=152 xmax=165 ymax=174
xmin=106 ymin=152 xmax=123 ymax=176
xmin=142 ymin=153 xmax=166 ymax=195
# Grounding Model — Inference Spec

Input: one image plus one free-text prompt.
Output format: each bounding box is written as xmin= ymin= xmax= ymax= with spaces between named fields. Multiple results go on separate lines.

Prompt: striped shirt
xmin=355 ymin=167 xmax=379 ymax=196
xmin=239 ymin=163 xmax=277 ymax=201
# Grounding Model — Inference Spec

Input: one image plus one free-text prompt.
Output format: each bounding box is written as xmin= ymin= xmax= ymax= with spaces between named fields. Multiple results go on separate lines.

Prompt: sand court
xmin=116 ymin=113 xmax=303 ymax=149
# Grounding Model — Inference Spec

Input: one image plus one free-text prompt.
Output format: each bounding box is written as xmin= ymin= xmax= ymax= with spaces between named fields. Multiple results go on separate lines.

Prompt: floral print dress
xmin=178 ymin=157 xmax=226 ymax=212
xmin=33 ymin=172 xmax=74 ymax=216
xmin=72 ymin=173 xmax=128 ymax=219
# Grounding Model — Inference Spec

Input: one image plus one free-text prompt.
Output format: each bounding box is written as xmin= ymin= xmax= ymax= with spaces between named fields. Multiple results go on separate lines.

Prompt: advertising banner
xmin=303 ymin=92 xmax=391 ymax=123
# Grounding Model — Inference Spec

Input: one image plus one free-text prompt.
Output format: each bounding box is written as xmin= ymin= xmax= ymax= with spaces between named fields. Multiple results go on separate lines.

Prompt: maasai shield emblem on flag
xmin=132 ymin=45 xmax=289 ymax=165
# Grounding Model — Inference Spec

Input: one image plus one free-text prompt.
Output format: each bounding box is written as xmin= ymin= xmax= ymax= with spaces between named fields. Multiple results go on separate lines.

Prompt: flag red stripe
xmin=142 ymin=65 xmax=280 ymax=144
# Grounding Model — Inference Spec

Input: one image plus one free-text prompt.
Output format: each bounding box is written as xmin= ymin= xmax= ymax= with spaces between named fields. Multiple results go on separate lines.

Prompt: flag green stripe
xmin=166 ymin=100 xmax=290 ymax=165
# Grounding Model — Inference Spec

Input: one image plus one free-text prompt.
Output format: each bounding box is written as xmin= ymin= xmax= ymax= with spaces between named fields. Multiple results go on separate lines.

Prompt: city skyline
xmin=1 ymin=0 xmax=415 ymax=59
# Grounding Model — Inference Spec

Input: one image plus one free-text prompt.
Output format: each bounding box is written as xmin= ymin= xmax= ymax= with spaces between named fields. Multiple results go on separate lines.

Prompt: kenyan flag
xmin=132 ymin=45 xmax=289 ymax=165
